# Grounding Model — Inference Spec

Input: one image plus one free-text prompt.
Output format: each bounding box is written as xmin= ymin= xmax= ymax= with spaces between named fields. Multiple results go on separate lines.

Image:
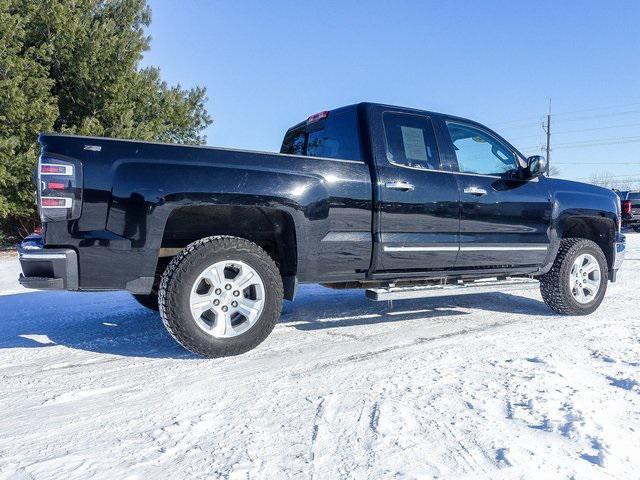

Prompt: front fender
xmin=538 ymin=181 xmax=619 ymax=276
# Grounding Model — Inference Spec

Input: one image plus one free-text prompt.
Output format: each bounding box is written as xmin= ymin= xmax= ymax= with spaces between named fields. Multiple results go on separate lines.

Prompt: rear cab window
xmin=280 ymin=107 xmax=362 ymax=161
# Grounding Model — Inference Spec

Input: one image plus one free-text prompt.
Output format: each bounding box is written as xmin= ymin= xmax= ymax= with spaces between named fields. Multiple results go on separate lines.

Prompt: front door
xmin=375 ymin=111 xmax=460 ymax=271
xmin=440 ymin=119 xmax=552 ymax=267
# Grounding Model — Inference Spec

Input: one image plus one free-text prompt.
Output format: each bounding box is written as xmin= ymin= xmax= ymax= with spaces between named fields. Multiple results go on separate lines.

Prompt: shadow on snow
xmin=0 ymin=284 xmax=553 ymax=358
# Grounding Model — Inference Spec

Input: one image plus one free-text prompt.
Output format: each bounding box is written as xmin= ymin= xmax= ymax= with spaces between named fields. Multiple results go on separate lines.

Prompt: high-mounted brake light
xmin=307 ymin=111 xmax=329 ymax=124
xmin=622 ymin=200 xmax=632 ymax=215
xmin=40 ymin=164 xmax=73 ymax=175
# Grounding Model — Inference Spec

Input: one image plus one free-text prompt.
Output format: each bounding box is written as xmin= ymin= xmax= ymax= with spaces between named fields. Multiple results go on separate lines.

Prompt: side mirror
xmin=526 ymin=155 xmax=547 ymax=178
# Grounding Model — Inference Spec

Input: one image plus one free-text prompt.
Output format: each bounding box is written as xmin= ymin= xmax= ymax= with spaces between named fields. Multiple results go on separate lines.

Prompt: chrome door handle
xmin=385 ymin=181 xmax=414 ymax=191
xmin=463 ymin=186 xmax=488 ymax=196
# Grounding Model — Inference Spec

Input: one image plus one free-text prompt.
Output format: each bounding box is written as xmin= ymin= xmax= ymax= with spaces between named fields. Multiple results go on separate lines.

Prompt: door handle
xmin=463 ymin=186 xmax=488 ymax=196
xmin=385 ymin=181 xmax=414 ymax=191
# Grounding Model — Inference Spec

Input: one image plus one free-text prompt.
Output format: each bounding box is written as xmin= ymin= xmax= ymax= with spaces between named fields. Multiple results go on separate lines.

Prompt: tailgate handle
xmin=385 ymin=181 xmax=414 ymax=191
xmin=463 ymin=186 xmax=488 ymax=196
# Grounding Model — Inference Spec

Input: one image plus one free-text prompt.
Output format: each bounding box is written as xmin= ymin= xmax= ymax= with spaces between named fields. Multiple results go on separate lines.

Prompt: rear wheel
xmin=539 ymin=238 xmax=608 ymax=315
xmin=159 ymin=236 xmax=283 ymax=357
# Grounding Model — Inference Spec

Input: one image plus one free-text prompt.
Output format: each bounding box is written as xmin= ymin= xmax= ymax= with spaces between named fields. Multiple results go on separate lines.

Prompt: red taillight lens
xmin=622 ymin=200 xmax=632 ymax=215
xmin=40 ymin=164 xmax=72 ymax=175
xmin=46 ymin=182 xmax=66 ymax=190
xmin=41 ymin=197 xmax=72 ymax=208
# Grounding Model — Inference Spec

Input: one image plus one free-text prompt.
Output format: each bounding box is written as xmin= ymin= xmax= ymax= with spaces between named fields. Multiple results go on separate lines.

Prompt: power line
xmin=507 ymin=122 xmax=640 ymax=141
xmin=488 ymin=101 xmax=640 ymax=128
xmin=499 ymin=109 xmax=640 ymax=137
xmin=554 ymin=109 xmax=640 ymax=124
xmin=520 ymin=135 xmax=640 ymax=151
xmin=552 ymin=101 xmax=640 ymax=118
xmin=554 ymin=134 xmax=640 ymax=147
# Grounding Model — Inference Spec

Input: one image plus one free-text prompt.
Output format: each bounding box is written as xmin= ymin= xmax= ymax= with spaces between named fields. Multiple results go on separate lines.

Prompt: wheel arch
xmin=558 ymin=214 xmax=616 ymax=272
xmin=159 ymin=204 xmax=298 ymax=297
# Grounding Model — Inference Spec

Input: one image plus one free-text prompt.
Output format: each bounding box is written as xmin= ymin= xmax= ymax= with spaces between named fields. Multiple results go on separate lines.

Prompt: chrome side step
xmin=365 ymin=277 xmax=538 ymax=302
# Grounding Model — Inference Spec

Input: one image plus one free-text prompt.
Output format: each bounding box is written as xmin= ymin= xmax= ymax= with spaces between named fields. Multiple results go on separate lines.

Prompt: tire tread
xmin=158 ymin=236 xmax=283 ymax=357
xmin=539 ymin=238 xmax=607 ymax=315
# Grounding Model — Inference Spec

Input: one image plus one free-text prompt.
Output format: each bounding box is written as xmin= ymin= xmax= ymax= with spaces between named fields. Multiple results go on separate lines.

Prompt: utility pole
xmin=542 ymin=99 xmax=551 ymax=175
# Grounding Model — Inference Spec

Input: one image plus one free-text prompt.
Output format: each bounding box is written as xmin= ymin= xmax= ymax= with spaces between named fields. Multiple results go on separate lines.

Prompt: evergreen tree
xmin=0 ymin=0 xmax=212 ymax=241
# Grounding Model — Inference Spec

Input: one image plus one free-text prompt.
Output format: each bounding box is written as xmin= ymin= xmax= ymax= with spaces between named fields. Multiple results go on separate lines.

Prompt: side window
xmin=383 ymin=113 xmax=442 ymax=170
xmin=446 ymin=122 xmax=518 ymax=176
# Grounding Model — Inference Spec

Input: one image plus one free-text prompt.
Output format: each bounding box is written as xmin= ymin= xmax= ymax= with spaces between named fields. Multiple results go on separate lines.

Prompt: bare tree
xmin=589 ymin=171 xmax=615 ymax=188
xmin=615 ymin=180 xmax=633 ymax=191
xmin=589 ymin=172 xmax=636 ymax=190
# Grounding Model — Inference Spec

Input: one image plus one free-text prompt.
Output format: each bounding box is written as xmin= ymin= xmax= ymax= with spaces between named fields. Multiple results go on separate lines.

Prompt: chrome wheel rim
xmin=189 ymin=260 xmax=265 ymax=338
xmin=569 ymin=253 xmax=601 ymax=304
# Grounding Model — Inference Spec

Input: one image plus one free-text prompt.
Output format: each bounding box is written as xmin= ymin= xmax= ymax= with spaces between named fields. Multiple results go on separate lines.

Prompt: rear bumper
xmin=18 ymin=235 xmax=78 ymax=290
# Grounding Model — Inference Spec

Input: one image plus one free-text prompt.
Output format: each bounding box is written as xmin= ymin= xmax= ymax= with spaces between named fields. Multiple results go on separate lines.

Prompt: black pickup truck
xmin=19 ymin=102 xmax=626 ymax=357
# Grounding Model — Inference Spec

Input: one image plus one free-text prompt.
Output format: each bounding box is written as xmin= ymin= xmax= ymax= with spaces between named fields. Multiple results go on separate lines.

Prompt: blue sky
xmin=143 ymin=0 xmax=640 ymax=186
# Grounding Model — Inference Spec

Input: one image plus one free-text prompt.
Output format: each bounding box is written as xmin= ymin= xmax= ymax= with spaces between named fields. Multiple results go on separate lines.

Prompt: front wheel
xmin=158 ymin=236 xmax=283 ymax=357
xmin=539 ymin=238 xmax=608 ymax=315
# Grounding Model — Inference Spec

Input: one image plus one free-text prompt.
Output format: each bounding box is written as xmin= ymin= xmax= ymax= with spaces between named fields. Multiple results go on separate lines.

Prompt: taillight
xmin=37 ymin=156 xmax=82 ymax=222
xmin=40 ymin=164 xmax=73 ymax=175
xmin=45 ymin=181 xmax=67 ymax=190
xmin=41 ymin=197 xmax=72 ymax=208
xmin=622 ymin=200 xmax=632 ymax=215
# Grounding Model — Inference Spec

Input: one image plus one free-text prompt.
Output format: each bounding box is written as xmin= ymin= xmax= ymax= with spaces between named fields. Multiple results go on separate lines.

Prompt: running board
xmin=365 ymin=277 xmax=538 ymax=302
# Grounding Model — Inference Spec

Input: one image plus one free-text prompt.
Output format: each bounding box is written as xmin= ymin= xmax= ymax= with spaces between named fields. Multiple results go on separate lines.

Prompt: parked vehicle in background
xmin=18 ymin=103 xmax=626 ymax=357
xmin=621 ymin=191 xmax=640 ymax=232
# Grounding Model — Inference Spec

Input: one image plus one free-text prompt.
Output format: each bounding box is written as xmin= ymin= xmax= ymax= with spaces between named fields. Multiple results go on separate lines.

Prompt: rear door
xmin=438 ymin=119 xmax=552 ymax=268
xmin=375 ymin=111 xmax=460 ymax=271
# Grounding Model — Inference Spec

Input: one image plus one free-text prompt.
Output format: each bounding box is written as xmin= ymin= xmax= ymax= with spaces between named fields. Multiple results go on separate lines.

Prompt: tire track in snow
xmin=308 ymin=397 xmax=325 ymax=480
xmin=291 ymin=320 xmax=524 ymax=378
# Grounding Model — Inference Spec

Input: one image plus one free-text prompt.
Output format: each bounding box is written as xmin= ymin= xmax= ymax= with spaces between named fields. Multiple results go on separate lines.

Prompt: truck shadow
xmin=281 ymin=285 xmax=554 ymax=331
xmin=0 ymin=291 xmax=190 ymax=358
xmin=0 ymin=285 xmax=553 ymax=358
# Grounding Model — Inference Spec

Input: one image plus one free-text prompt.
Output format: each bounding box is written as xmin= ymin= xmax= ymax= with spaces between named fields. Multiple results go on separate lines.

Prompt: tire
xmin=158 ymin=236 xmax=283 ymax=357
xmin=132 ymin=293 xmax=159 ymax=311
xmin=633 ymin=226 xmax=640 ymax=232
xmin=539 ymin=238 xmax=608 ymax=315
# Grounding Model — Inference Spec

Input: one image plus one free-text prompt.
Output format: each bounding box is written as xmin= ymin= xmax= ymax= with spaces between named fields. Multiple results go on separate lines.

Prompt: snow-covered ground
xmin=0 ymin=235 xmax=639 ymax=480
